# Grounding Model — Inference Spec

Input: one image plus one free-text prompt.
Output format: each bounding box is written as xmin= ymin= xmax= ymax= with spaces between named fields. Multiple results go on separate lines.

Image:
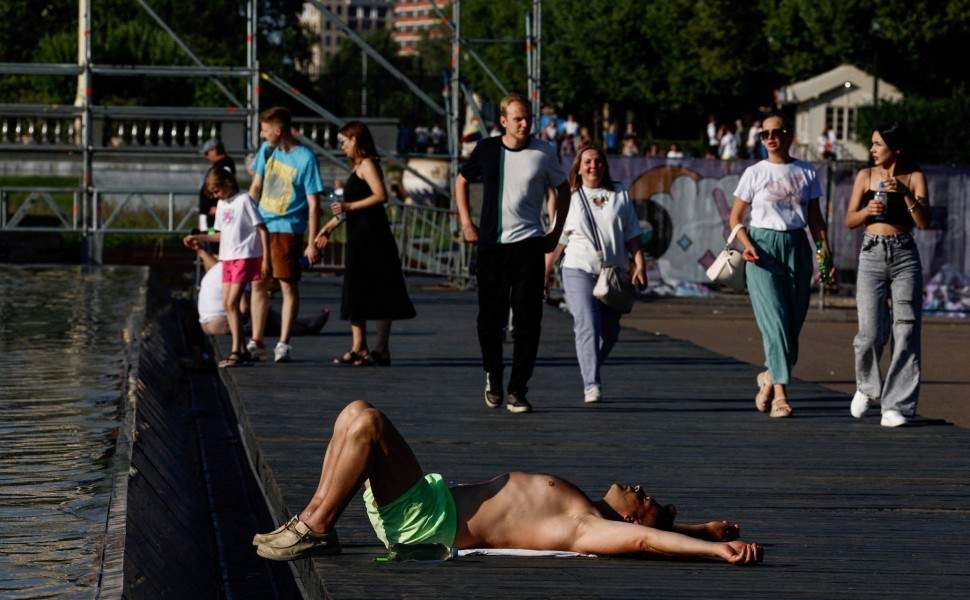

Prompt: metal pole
xmin=248 ymin=0 xmax=259 ymax=149
xmin=361 ymin=51 xmax=368 ymax=117
xmin=534 ymin=0 xmax=542 ymax=120
xmin=450 ymin=0 xmax=461 ymax=207
xmin=526 ymin=11 xmax=534 ymax=126
xmin=78 ymin=0 xmax=100 ymax=264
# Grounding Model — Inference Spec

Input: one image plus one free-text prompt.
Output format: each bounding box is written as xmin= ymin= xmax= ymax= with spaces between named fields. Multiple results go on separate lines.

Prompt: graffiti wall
xmin=588 ymin=156 xmax=970 ymax=314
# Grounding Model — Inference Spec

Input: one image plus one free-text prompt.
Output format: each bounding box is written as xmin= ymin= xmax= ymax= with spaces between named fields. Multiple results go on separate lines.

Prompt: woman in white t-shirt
xmin=544 ymin=147 xmax=647 ymax=403
xmin=729 ymin=113 xmax=834 ymax=418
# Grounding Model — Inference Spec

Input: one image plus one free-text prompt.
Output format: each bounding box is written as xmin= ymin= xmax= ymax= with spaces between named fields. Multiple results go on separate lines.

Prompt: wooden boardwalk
xmin=215 ymin=275 xmax=970 ymax=599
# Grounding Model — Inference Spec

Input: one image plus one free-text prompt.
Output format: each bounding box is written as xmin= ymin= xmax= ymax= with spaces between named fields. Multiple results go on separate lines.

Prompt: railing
xmin=1 ymin=183 xmax=474 ymax=283
xmin=0 ymin=187 xmax=82 ymax=232
xmin=315 ymin=201 xmax=472 ymax=282
xmin=0 ymin=104 xmax=350 ymax=154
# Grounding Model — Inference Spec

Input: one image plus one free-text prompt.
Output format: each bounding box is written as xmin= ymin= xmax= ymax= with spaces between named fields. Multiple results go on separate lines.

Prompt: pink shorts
xmin=222 ymin=257 xmax=262 ymax=284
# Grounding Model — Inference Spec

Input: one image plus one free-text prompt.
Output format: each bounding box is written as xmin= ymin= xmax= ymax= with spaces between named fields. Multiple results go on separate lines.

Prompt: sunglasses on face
xmin=759 ymin=128 xmax=789 ymax=140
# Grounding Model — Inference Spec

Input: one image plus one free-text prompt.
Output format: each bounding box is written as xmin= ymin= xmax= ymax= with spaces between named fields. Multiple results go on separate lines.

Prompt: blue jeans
xmin=854 ymin=232 xmax=922 ymax=416
xmin=562 ymin=268 xmax=622 ymax=392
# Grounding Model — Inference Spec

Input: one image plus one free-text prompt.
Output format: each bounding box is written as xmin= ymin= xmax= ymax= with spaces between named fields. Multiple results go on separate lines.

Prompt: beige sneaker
xmin=252 ymin=515 xmax=299 ymax=546
xmin=256 ymin=520 xmax=341 ymax=561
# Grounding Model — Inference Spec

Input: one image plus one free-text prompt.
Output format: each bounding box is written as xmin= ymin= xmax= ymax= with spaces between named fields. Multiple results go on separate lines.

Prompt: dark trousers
xmin=476 ymin=238 xmax=545 ymax=396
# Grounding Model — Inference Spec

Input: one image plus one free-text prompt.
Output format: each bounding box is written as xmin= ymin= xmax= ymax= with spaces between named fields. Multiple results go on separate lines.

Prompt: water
xmin=0 ymin=266 xmax=145 ymax=598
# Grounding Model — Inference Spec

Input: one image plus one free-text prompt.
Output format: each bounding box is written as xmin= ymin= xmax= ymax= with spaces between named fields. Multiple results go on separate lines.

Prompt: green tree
xmin=0 ymin=0 xmax=311 ymax=106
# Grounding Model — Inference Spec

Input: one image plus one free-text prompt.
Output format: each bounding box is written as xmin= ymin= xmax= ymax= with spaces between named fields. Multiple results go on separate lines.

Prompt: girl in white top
xmin=184 ymin=167 xmax=270 ymax=367
xmin=729 ymin=113 xmax=833 ymax=418
xmin=545 ymin=147 xmax=646 ymax=403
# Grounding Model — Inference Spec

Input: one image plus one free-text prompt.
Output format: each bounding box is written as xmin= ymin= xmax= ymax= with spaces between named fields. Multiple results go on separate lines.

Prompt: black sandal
xmin=333 ymin=350 xmax=366 ymax=365
xmin=219 ymin=352 xmax=248 ymax=368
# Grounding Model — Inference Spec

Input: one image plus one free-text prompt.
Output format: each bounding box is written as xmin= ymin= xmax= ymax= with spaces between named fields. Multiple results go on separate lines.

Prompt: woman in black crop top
xmin=844 ymin=122 xmax=929 ymax=427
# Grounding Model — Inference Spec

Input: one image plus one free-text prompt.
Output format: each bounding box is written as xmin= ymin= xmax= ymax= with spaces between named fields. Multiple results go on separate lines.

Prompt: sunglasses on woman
xmin=758 ymin=128 xmax=789 ymax=140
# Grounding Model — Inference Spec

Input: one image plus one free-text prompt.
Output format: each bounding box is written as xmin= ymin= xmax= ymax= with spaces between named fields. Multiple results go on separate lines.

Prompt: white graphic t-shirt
xmin=733 ymin=160 xmax=822 ymax=230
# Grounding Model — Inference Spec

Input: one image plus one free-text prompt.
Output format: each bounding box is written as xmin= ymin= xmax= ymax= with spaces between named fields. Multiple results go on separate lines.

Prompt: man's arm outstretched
xmin=573 ymin=515 xmax=762 ymax=565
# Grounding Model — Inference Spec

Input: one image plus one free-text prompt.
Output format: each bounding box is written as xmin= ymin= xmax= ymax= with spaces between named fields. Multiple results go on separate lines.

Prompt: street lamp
xmin=871 ymin=19 xmax=880 ymax=108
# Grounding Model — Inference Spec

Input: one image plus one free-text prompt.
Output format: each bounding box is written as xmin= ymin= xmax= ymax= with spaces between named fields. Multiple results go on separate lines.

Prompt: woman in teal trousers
xmin=728 ymin=112 xmax=834 ymax=418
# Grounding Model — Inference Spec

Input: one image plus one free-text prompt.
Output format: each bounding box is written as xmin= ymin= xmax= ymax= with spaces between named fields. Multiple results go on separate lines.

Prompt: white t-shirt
xmin=214 ymin=191 xmax=265 ymax=260
xmin=559 ymin=184 xmax=643 ymax=274
xmin=197 ymin=263 xmax=225 ymax=324
xmin=719 ymin=132 xmax=738 ymax=159
xmin=733 ymin=160 xmax=822 ymax=231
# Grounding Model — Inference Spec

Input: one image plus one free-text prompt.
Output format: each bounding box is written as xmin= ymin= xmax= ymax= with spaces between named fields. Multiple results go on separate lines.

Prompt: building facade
xmin=300 ymin=1 xmax=392 ymax=79
xmin=391 ymin=0 xmax=448 ymax=57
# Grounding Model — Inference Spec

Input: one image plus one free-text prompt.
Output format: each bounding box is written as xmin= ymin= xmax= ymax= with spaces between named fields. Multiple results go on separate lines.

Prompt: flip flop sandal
xmin=755 ymin=371 xmax=772 ymax=412
xmin=219 ymin=352 xmax=247 ymax=368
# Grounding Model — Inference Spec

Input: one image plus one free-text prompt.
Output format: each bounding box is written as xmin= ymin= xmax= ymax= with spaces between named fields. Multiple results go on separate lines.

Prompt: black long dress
xmin=339 ymin=166 xmax=417 ymax=321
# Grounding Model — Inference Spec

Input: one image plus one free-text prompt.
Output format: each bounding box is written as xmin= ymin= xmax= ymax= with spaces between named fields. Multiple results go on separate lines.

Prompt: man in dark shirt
xmin=455 ymin=93 xmax=571 ymax=413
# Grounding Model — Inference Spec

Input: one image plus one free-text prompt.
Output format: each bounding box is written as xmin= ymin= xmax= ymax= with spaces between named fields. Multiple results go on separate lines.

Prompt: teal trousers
xmin=745 ymin=228 xmax=814 ymax=386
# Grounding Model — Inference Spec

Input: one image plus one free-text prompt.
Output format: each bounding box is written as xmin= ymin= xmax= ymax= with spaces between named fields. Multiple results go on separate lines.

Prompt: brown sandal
xmin=770 ymin=398 xmax=793 ymax=418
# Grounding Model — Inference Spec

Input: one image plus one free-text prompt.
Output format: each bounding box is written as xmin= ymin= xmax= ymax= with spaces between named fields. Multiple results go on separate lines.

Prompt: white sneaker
xmin=850 ymin=391 xmax=873 ymax=418
xmin=274 ymin=342 xmax=292 ymax=363
xmin=880 ymin=410 xmax=908 ymax=428
xmin=584 ymin=387 xmax=601 ymax=403
xmin=246 ymin=339 xmax=266 ymax=361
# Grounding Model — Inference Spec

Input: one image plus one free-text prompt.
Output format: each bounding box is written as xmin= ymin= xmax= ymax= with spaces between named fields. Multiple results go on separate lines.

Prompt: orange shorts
xmin=221 ymin=257 xmax=262 ymax=284
xmin=269 ymin=233 xmax=304 ymax=281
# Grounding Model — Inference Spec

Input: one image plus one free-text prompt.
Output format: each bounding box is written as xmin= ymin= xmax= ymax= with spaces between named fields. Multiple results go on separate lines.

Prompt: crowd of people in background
xmin=394 ymin=111 xmax=852 ymax=164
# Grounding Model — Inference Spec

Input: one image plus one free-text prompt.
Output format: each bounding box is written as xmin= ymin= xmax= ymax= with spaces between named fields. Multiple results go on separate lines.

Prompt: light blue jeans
xmin=562 ymin=267 xmax=623 ymax=392
xmin=744 ymin=228 xmax=814 ymax=386
xmin=854 ymin=232 xmax=922 ymax=417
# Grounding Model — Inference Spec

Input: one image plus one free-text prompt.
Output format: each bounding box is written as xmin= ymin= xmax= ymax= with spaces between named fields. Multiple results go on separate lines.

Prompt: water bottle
xmin=873 ymin=182 xmax=888 ymax=222
xmin=815 ymin=241 xmax=834 ymax=285
xmin=379 ymin=543 xmax=457 ymax=562
xmin=330 ymin=189 xmax=346 ymax=222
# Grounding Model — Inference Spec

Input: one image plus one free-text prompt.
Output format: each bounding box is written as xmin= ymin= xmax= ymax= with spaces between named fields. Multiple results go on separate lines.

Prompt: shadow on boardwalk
xmin=215 ymin=275 xmax=970 ymax=599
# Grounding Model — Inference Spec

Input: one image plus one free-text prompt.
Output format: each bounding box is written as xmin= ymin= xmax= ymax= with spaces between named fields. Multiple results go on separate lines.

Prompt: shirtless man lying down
xmin=254 ymin=401 xmax=763 ymax=566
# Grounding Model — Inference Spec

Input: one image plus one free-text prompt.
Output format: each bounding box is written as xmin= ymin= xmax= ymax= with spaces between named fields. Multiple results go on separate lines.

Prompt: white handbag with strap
xmin=706 ymin=224 xmax=747 ymax=292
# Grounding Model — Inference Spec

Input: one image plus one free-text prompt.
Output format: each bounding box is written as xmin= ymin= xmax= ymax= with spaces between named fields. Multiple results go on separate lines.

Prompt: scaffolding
xmin=0 ymin=0 xmax=543 ymax=267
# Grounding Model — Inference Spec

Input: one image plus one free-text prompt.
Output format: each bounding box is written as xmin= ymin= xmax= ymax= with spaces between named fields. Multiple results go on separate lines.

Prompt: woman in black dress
xmin=315 ymin=121 xmax=416 ymax=366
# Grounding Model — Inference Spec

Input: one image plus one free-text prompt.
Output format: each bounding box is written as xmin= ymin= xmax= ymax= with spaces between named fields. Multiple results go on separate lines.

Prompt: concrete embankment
xmin=104 ymin=271 xmax=300 ymax=598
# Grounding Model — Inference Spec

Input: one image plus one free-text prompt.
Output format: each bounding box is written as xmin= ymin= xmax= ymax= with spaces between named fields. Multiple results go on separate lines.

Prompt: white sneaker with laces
xmin=880 ymin=410 xmax=908 ymax=428
xmin=246 ymin=339 xmax=266 ymax=361
xmin=850 ymin=391 xmax=873 ymax=419
xmin=274 ymin=342 xmax=292 ymax=363
xmin=584 ymin=387 xmax=601 ymax=403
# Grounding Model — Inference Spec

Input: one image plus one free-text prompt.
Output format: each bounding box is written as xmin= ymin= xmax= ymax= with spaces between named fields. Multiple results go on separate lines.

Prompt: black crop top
xmin=859 ymin=171 xmax=913 ymax=228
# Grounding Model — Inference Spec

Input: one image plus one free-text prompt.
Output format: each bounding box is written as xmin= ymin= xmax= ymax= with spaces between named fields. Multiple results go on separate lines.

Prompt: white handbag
xmin=706 ymin=224 xmax=747 ymax=292
xmin=578 ymin=189 xmax=637 ymax=314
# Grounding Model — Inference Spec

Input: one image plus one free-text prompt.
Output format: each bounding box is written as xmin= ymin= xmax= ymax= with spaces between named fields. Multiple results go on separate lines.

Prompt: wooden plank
xmin=218 ymin=276 xmax=970 ymax=599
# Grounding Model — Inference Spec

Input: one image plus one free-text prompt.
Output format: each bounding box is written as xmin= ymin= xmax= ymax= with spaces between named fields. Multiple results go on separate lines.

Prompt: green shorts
xmin=364 ymin=473 xmax=458 ymax=548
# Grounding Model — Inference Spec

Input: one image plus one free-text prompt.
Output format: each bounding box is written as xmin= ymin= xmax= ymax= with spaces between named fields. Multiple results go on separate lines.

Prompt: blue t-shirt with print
xmin=252 ymin=141 xmax=324 ymax=234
